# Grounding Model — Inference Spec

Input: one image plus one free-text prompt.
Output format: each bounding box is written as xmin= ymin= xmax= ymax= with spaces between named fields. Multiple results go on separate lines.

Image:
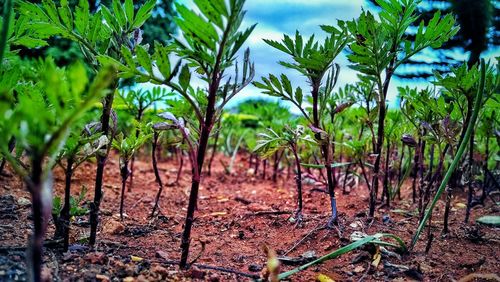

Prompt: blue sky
xmin=154 ymin=0 xmax=499 ymax=112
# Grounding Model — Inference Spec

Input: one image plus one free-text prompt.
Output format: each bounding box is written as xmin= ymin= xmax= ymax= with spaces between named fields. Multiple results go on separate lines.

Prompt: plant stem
xmin=417 ymin=137 xmax=426 ymax=217
xmin=442 ymin=186 xmax=452 ymax=234
xmin=411 ymin=145 xmax=419 ymax=203
xmin=382 ymin=139 xmax=391 ymax=206
xmin=421 ymin=145 xmax=448 ymax=221
xmin=175 ymin=148 xmax=184 ymax=184
xmin=89 ymin=87 xmax=116 ymax=246
xmin=291 ymin=144 xmax=303 ymax=214
xmin=61 ymin=157 xmax=74 ymax=252
xmin=480 ymin=133 xmax=490 ymax=203
xmin=262 ymin=159 xmax=267 ymax=179
xmin=465 ymin=130 xmax=475 ymax=223
xmin=207 ymin=120 xmax=221 ymax=176
xmin=119 ymin=160 xmax=129 ymax=221
xmin=0 ymin=137 xmax=15 ymax=176
xmin=28 ymin=158 xmax=47 ymax=282
xmin=412 ymin=60 xmax=486 ymax=248
xmin=128 ymin=110 xmax=143 ymax=192
xmin=272 ymin=151 xmax=282 ymax=182
xmin=342 ymin=163 xmax=352 ymax=194
xmin=396 ymin=143 xmax=405 ymax=200
xmin=151 ymin=132 xmax=164 ymax=218
xmin=359 ymin=159 xmax=371 ymax=192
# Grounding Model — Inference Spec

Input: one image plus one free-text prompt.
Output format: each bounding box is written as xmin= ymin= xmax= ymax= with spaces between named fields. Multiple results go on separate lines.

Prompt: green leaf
xmin=42 ymin=0 xmax=61 ymax=25
xmin=277 ymin=233 xmax=406 ymax=280
xmin=121 ymin=45 xmax=135 ymax=69
xmin=132 ymin=0 xmax=156 ymax=29
xmin=74 ymin=0 xmax=90 ymax=35
xmin=231 ymin=24 xmax=256 ymax=57
xmin=101 ymin=6 xmax=120 ymax=32
xmin=193 ymin=0 xmax=223 ymax=29
xmin=179 ymin=64 xmax=191 ymax=91
xmin=58 ymin=0 xmax=73 ymax=30
xmin=263 ymin=39 xmax=291 ymax=55
xmin=135 ymin=45 xmax=152 ymax=74
xmin=124 ymin=0 xmax=134 ymax=24
xmin=96 ymin=55 xmax=128 ymax=72
xmin=112 ymin=0 xmax=127 ymax=28
xmin=281 ymin=74 xmax=292 ymax=97
xmin=175 ymin=4 xmax=218 ymax=50
xmin=153 ymin=42 xmax=172 ymax=80
xmin=269 ymin=74 xmax=282 ymax=93
xmin=12 ymin=36 xmax=49 ymax=48
xmin=295 ymin=87 xmax=303 ymax=106
xmin=476 ymin=215 xmax=500 ymax=226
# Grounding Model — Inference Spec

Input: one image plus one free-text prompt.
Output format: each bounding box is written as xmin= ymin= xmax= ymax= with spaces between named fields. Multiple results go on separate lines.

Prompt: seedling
xmin=255 ymin=125 xmax=315 ymax=224
xmin=54 ymin=120 xmax=108 ymax=251
xmin=17 ymin=0 xmax=160 ymax=245
xmin=116 ymin=87 xmax=172 ymax=191
xmin=254 ymin=24 xmax=350 ymax=227
xmin=0 ymin=58 xmax=114 ymax=281
xmin=112 ymin=126 xmax=151 ymax=220
xmin=346 ymin=0 xmax=458 ymax=218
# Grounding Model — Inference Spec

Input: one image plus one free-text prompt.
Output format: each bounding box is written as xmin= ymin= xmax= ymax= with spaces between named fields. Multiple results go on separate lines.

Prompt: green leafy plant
xmin=52 ymin=185 xmax=89 ymax=218
xmin=149 ymin=121 xmax=176 ymax=218
xmin=16 ymin=0 xmax=159 ymax=245
xmin=346 ymin=0 xmax=458 ymax=217
xmin=0 ymin=57 xmax=114 ymax=281
xmin=411 ymin=60 xmax=487 ymax=248
xmin=53 ymin=119 xmax=108 ymax=251
xmin=255 ymin=125 xmax=315 ymax=223
xmin=112 ymin=126 xmax=151 ymax=220
xmin=254 ymin=24 xmax=350 ymax=227
xmin=433 ymin=61 xmax=499 ymax=223
xmin=116 ymin=87 xmax=172 ymax=191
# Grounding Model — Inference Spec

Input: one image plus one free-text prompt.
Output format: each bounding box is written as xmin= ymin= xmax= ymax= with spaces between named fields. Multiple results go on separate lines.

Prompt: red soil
xmin=0 ymin=152 xmax=498 ymax=281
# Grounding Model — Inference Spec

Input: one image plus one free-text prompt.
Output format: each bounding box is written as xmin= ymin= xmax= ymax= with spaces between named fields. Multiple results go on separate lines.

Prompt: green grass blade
xmin=277 ymin=233 xmax=406 ymax=280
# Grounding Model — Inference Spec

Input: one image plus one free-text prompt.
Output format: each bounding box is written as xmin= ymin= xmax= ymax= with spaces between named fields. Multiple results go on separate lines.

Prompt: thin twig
xmin=283 ymin=222 xmax=325 ymax=256
xmin=152 ymin=259 xmax=261 ymax=279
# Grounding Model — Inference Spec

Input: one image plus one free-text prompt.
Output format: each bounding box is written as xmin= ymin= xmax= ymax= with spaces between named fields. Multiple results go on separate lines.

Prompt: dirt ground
xmin=0 ymin=151 xmax=499 ymax=281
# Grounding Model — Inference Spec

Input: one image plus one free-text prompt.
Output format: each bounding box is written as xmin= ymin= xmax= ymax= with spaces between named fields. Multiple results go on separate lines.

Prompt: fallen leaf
xmin=455 ymin=203 xmax=466 ymax=208
xmin=316 ymin=273 xmax=335 ymax=282
xmin=476 ymin=215 xmax=500 ymax=226
xmin=95 ymin=274 xmax=110 ymax=282
xmin=131 ymin=255 xmax=143 ymax=262
xmin=209 ymin=211 xmax=227 ymax=216
xmin=372 ymin=247 xmax=381 ymax=268
xmin=354 ymin=265 xmax=365 ymax=273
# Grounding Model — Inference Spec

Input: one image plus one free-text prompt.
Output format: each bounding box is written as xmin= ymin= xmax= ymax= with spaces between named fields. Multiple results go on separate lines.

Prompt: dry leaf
xmin=317 ymin=273 xmax=335 ymax=282
xmin=131 ymin=255 xmax=143 ymax=262
xmin=354 ymin=265 xmax=365 ymax=273
xmin=371 ymin=246 xmax=381 ymax=268
xmin=210 ymin=212 xmax=227 ymax=216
